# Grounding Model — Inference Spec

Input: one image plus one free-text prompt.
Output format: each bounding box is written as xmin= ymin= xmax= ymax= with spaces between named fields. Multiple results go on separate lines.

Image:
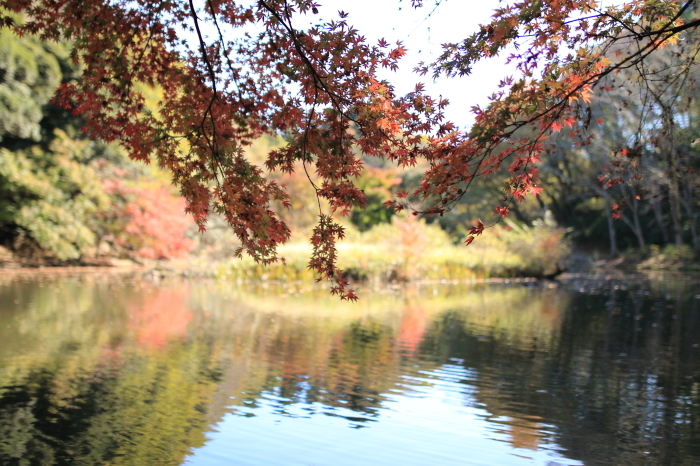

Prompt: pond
xmin=0 ymin=270 xmax=699 ymax=465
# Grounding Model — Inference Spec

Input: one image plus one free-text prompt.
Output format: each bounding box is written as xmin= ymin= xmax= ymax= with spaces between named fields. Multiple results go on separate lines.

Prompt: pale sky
xmin=307 ymin=0 xmax=512 ymax=129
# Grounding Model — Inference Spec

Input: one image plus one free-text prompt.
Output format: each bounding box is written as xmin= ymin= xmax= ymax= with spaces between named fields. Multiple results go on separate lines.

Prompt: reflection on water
xmin=0 ymin=271 xmax=699 ymax=465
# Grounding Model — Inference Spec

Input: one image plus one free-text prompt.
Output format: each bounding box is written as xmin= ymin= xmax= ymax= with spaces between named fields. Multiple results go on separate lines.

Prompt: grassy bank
xmin=594 ymin=244 xmax=700 ymax=272
xmin=214 ymin=216 xmax=570 ymax=284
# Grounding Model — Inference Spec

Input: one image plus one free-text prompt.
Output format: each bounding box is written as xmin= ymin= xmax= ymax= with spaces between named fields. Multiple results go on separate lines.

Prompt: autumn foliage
xmin=2 ymin=0 xmax=698 ymax=297
xmin=102 ymin=179 xmax=194 ymax=259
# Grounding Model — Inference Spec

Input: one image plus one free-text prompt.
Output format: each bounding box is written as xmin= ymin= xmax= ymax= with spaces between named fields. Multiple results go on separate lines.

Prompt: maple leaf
xmin=468 ymin=220 xmax=485 ymax=237
xmin=550 ymin=121 xmax=564 ymax=133
xmin=494 ymin=206 xmax=509 ymax=217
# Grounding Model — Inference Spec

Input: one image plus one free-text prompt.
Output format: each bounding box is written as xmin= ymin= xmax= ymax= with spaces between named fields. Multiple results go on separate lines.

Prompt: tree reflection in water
xmin=0 ymin=272 xmax=698 ymax=465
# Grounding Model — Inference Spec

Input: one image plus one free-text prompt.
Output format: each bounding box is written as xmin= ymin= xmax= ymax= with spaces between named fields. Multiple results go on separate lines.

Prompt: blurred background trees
xmin=0 ymin=19 xmax=698 ymax=268
xmin=0 ymin=28 xmax=194 ymax=263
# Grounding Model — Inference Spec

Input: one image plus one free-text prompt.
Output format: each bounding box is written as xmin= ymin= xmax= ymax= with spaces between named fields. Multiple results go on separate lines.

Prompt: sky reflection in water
xmin=0 ymin=271 xmax=698 ymax=465
xmin=187 ymin=363 xmax=581 ymax=466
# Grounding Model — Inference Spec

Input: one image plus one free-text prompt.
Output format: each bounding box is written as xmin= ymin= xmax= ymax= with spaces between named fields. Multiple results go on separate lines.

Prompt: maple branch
xmin=614 ymin=0 xmax=696 ymax=41
xmin=187 ymin=0 xmax=248 ymax=200
xmin=258 ymin=1 xmax=351 ymax=116
xmin=489 ymin=5 xmax=699 ymax=217
xmin=206 ymin=0 xmax=248 ymax=105
xmin=419 ymin=0 xmax=694 ymax=220
xmin=300 ymin=91 xmax=324 ymax=215
xmin=404 ymin=0 xmax=445 ymax=39
xmin=186 ymin=0 xmax=224 ymax=179
xmin=511 ymin=31 xmax=672 ymax=134
xmin=517 ymin=14 xmax=605 ymax=39
xmin=259 ymin=0 xmax=417 ymax=175
xmin=598 ymin=11 xmax=641 ymax=39
xmin=652 ymin=0 xmax=695 ymax=32
xmin=129 ymin=5 xmax=164 ymax=79
xmin=188 ymin=0 xmax=218 ymax=97
xmin=639 ymin=17 xmax=700 ymax=37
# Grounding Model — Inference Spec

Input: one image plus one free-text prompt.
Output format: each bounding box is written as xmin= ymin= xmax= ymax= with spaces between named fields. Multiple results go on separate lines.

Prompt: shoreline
xmin=1 ymin=245 xmax=698 ymax=284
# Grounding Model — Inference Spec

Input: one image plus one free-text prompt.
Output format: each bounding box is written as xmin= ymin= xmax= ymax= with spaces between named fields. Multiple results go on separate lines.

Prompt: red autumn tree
xmin=102 ymin=179 xmax=194 ymax=259
xmin=2 ymin=0 xmax=698 ymax=299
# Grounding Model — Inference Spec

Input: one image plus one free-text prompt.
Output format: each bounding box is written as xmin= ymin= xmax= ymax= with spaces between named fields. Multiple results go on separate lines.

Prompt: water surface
xmin=0 ymin=271 xmax=698 ymax=465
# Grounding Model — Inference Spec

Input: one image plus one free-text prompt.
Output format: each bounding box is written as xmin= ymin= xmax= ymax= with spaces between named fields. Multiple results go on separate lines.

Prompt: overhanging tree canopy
xmin=2 ymin=0 xmax=698 ymax=298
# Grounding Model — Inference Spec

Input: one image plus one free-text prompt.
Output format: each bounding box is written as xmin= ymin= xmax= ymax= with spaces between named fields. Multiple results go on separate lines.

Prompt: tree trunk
xmin=620 ymin=184 xmax=646 ymax=249
xmin=630 ymin=186 xmax=646 ymax=249
xmin=662 ymin=109 xmax=684 ymax=246
xmin=604 ymin=197 xmax=618 ymax=256
xmin=667 ymin=166 xmax=684 ymax=247
xmin=680 ymin=178 xmax=698 ymax=248
xmin=651 ymin=184 xmax=670 ymax=244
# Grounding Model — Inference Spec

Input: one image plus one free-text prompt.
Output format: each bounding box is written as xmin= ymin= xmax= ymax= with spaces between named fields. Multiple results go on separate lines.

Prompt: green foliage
xmin=0 ymin=27 xmax=68 ymax=143
xmin=0 ymin=29 xmax=194 ymax=262
xmin=349 ymin=167 xmax=399 ymax=232
xmin=350 ymin=191 xmax=393 ymax=232
xmin=0 ymin=28 xmax=105 ymax=260
xmin=0 ymin=131 xmax=110 ymax=259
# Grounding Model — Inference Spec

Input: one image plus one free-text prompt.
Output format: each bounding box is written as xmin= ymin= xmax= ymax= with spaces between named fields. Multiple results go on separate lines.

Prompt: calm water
xmin=0 ymin=271 xmax=699 ymax=465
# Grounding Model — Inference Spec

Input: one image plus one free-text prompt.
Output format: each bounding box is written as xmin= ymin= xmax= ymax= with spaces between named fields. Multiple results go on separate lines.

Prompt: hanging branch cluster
xmin=1 ymin=0 xmax=698 ymax=298
xmin=405 ymin=0 xmax=700 ymax=244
